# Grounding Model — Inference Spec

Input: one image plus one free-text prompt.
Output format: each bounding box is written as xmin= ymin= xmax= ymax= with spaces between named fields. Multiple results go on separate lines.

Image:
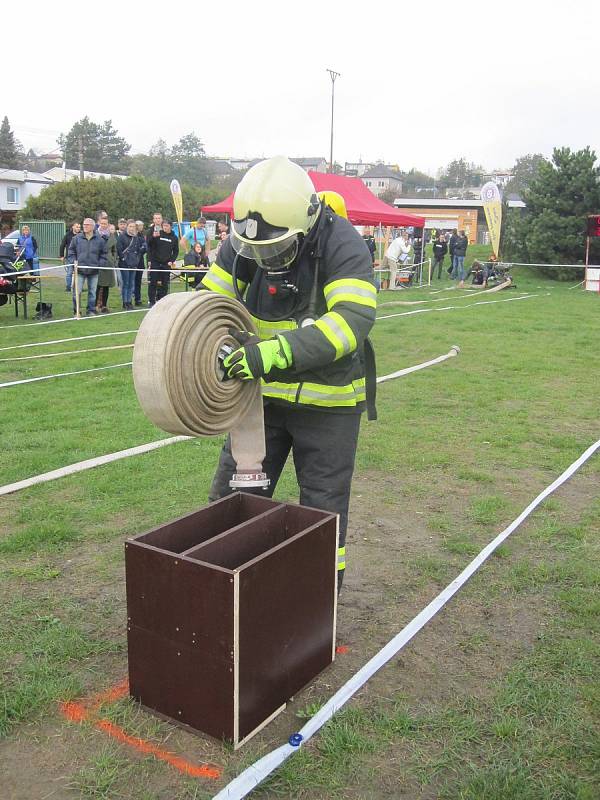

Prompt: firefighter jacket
xmin=202 ymin=213 xmax=377 ymax=413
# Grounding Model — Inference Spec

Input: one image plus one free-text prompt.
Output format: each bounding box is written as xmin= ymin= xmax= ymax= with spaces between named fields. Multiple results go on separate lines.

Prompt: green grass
xmin=0 ymin=270 xmax=599 ymax=798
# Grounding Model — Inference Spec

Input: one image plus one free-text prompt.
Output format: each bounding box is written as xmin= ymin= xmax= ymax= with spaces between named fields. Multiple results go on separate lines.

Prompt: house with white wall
xmin=0 ymin=169 xmax=54 ymax=232
xmin=0 ymin=169 xmax=54 ymax=211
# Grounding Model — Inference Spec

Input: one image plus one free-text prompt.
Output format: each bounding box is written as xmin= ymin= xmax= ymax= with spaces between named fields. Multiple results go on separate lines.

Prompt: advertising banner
xmin=480 ymin=181 xmax=503 ymax=257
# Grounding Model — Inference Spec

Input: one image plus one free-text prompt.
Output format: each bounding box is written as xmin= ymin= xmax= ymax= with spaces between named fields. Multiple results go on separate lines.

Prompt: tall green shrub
xmin=503 ymin=147 xmax=600 ymax=280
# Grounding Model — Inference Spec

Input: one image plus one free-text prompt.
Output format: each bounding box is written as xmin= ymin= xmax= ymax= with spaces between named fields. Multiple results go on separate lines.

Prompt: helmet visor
xmin=231 ymin=230 xmax=299 ymax=271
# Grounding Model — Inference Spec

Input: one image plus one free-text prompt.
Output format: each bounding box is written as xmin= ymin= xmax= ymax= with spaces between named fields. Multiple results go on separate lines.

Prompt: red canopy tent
xmin=202 ymin=171 xmax=425 ymax=228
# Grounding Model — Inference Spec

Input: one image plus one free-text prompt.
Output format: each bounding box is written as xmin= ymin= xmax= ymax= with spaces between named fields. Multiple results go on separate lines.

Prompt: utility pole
xmin=327 ymin=69 xmax=340 ymax=173
xmin=78 ymin=133 xmax=84 ymax=181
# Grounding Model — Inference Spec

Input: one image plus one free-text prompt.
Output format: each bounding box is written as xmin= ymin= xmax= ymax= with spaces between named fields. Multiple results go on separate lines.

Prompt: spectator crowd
xmin=58 ymin=212 xmax=221 ymax=316
xmin=381 ymin=227 xmax=469 ymax=289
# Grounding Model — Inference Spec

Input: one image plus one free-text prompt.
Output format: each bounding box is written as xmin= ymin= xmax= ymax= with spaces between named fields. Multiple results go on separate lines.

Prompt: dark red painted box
xmin=125 ymin=492 xmax=338 ymax=747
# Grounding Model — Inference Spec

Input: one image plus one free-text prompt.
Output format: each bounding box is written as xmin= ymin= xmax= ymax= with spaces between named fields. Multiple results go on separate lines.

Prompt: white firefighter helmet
xmin=231 ymin=156 xmax=320 ymax=270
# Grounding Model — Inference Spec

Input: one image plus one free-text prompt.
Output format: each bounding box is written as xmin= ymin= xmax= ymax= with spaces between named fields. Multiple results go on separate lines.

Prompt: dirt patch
xmin=0 ymin=463 xmax=597 ymax=799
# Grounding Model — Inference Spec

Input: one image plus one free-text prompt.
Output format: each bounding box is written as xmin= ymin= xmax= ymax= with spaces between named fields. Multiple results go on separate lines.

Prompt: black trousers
xmin=148 ymin=268 xmax=171 ymax=305
xmin=432 ymin=256 xmax=444 ymax=279
xmin=134 ymin=265 xmax=144 ymax=304
xmin=208 ymin=402 xmax=361 ymax=587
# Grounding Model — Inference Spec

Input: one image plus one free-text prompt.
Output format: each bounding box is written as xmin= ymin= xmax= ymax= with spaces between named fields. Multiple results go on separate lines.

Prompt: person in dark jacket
xmin=448 ymin=229 xmax=458 ymax=276
xmin=16 ymin=225 xmax=38 ymax=274
xmin=117 ymin=220 xmax=147 ymax=310
xmin=96 ymin=218 xmax=117 ymax=312
xmin=60 ymin=221 xmax=81 ymax=291
xmin=452 ymin=230 xmax=468 ymax=287
xmin=431 ymin=234 xmax=448 ymax=279
xmin=146 ymin=220 xmax=179 ymax=306
xmin=68 ymin=218 xmax=108 ymax=316
xmin=203 ymin=157 xmax=376 ymax=592
xmin=134 ymin=221 xmax=146 ymax=306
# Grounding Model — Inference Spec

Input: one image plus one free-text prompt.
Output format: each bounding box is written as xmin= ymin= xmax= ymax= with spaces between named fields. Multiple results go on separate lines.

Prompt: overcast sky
xmin=10 ymin=0 xmax=600 ymax=176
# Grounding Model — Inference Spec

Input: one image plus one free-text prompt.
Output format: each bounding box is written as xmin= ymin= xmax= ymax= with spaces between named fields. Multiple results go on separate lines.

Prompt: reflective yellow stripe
xmin=353 ymin=378 xmax=366 ymax=403
xmin=315 ymin=311 xmax=357 ymax=360
xmin=250 ymin=315 xmax=297 ymax=340
xmin=202 ymin=264 xmax=246 ymax=298
xmin=298 ymin=382 xmax=360 ymax=407
xmin=260 ymin=381 xmax=298 ymax=404
xmin=338 ymin=546 xmax=346 ymax=570
xmin=324 ymin=279 xmax=377 ymax=309
xmin=261 ymin=379 xmax=365 ymax=408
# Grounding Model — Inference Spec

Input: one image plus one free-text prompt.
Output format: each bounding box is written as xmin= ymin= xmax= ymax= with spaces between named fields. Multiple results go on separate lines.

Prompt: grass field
xmin=1 ymin=261 xmax=599 ymax=800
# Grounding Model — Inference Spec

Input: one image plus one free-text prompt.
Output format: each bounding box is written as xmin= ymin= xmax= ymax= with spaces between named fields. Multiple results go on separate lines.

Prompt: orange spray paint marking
xmin=336 ymin=645 xmax=349 ymax=654
xmin=95 ymin=718 xmax=221 ymax=779
xmin=58 ymin=680 xmax=221 ymax=781
xmin=89 ymin=677 xmax=130 ymax=710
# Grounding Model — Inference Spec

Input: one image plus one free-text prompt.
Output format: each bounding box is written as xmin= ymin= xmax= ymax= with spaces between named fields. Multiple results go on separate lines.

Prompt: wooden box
xmin=125 ymin=492 xmax=338 ymax=747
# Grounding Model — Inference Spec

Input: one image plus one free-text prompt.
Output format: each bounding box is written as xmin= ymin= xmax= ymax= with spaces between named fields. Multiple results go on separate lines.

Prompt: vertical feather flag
xmin=170 ymin=179 xmax=183 ymax=236
xmin=480 ymin=181 xmax=502 ymax=257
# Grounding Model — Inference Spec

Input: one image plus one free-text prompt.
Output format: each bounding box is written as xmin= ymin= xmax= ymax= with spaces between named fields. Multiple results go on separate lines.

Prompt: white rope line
xmin=0 ymin=262 xmax=192 ymax=279
xmin=377 ymin=293 xmax=539 ymax=321
xmin=0 ymin=346 xmax=460 ymax=494
xmin=0 ymin=329 xmax=138 ymax=352
xmin=377 ymin=346 xmax=459 ymax=383
xmin=373 ymin=257 xmax=429 ymax=272
xmin=213 ymin=436 xmax=600 ymax=800
xmin=0 ymin=436 xmax=192 ymax=497
xmin=0 ymin=307 xmax=147 ymax=330
xmin=0 ymin=344 xmax=134 ymax=362
xmin=0 ymin=361 xmax=132 ymax=389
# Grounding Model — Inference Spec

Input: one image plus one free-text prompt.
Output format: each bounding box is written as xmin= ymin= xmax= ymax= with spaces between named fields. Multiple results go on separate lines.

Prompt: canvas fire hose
xmin=132 ymin=292 xmax=269 ymax=489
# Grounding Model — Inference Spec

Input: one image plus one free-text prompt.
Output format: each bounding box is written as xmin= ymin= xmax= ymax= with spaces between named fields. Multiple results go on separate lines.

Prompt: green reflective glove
xmin=223 ymin=334 xmax=293 ymax=380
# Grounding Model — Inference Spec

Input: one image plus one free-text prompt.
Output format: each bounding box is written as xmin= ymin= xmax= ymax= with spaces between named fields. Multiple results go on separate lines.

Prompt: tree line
xmin=0 ymin=116 xmax=235 ymax=190
xmin=4 ymin=116 xmax=599 ymax=273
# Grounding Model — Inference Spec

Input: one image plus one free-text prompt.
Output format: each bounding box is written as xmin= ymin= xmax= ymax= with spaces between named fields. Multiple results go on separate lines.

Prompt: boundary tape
xmin=213 ymin=437 xmax=600 ymax=799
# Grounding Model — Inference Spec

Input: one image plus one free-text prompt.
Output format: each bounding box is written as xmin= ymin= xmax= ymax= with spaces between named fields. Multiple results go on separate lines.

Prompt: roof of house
xmin=0 ymin=169 xmax=53 ymax=183
xmin=43 ymin=167 xmax=127 ymax=180
xmin=204 ymin=159 xmax=235 ymax=175
xmin=361 ymin=164 xmax=402 ymax=180
xmin=292 ymin=157 xmax=327 ymax=167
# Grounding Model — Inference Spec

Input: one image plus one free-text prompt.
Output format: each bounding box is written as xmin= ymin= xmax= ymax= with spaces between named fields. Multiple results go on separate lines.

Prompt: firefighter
xmin=202 ymin=156 xmax=377 ymax=590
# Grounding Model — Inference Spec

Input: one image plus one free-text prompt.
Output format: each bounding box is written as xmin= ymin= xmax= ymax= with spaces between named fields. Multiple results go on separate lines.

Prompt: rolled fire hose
xmin=132 ymin=292 xmax=269 ymax=489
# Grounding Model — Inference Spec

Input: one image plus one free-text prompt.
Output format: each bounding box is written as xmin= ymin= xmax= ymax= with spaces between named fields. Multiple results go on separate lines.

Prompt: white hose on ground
xmin=0 ymin=344 xmax=134 ymax=362
xmin=0 ymin=307 xmax=147 ymax=330
xmin=0 ymin=361 xmax=132 ymax=389
xmin=212 ymin=436 xmax=600 ymax=800
xmin=0 ymin=344 xmax=460 ymax=495
xmin=377 ymin=346 xmax=459 ymax=383
xmin=378 ymin=281 xmax=518 ymax=308
xmin=0 ymin=436 xmax=191 ymax=497
xmin=0 ymin=329 xmax=138 ymax=352
xmin=377 ymin=293 xmax=539 ymax=322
